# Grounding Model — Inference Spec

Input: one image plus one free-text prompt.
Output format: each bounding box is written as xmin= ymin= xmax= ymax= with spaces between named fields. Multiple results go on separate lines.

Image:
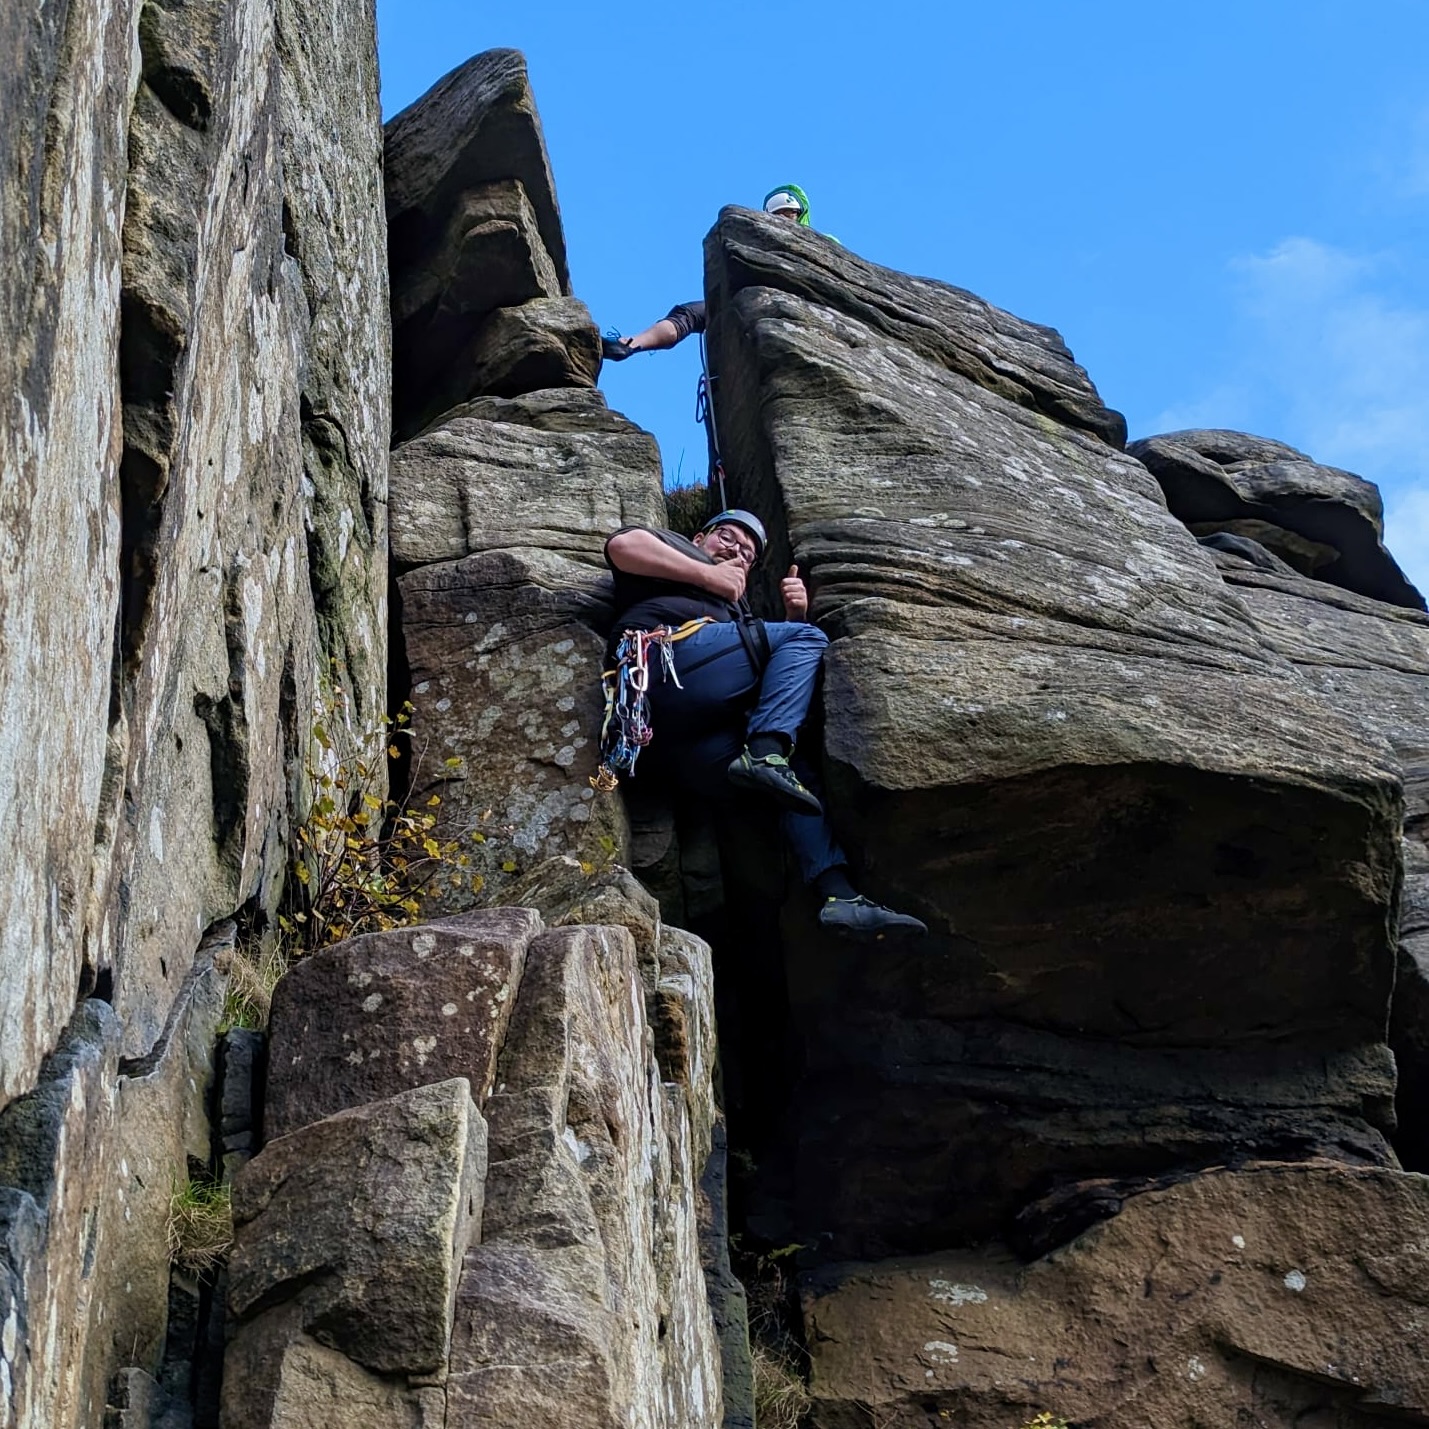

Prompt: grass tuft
xmin=220 ymin=937 xmax=292 ymax=1032
xmin=167 ymin=1177 xmax=233 ymax=1276
xmin=752 ymin=1341 xmax=811 ymax=1429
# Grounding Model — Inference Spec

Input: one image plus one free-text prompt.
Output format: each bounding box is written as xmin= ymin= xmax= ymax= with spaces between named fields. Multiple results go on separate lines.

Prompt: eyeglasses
xmin=705 ymin=525 xmax=758 ymax=567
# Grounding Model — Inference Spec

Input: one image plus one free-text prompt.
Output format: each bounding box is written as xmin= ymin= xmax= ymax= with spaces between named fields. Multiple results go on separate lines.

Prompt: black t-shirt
xmin=604 ymin=526 xmax=741 ymax=635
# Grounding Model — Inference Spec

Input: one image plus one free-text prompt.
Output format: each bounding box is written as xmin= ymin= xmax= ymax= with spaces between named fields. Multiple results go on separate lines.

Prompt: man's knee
xmin=769 ymin=620 xmax=829 ymax=652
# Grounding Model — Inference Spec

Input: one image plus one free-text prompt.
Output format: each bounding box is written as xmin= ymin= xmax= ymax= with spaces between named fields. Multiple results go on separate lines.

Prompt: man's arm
xmin=608 ymin=302 xmax=706 ymax=356
xmin=606 ymin=528 xmax=746 ymax=603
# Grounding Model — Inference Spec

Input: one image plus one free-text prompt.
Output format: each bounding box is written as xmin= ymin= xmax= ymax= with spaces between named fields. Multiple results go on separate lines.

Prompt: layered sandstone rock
xmin=704 ymin=205 xmax=1404 ymax=1256
xmin=385 ymin=50 xmax=578 ymax=440
xmin=383 ymin=55 xmax=666 ymax=910
xmin=1196 ymin=529 xmax=1429 ymax=1171
xmin=701 ymin=206 xmax=1426 ymax=1423
xmin=802 ymin=1165 xmax=1429 ymax=1427
xmin=390 ymin=391 xmax=666 ymax=908
xmin=1132 ymin=428 xmax=1425 ymax=609
xmin=0 ymin=0 xmax=388 ymax=1422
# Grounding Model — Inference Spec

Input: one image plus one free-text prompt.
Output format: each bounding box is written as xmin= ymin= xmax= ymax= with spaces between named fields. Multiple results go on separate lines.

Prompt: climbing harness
xmin=591 ymin=619 xmax=712 ymax=792
xmin=695 ymin=332 xmax=729 ymax=511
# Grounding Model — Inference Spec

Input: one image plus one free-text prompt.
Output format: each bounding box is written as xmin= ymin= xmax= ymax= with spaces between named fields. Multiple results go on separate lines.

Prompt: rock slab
xmin=444 ymin=924 xmax=722 ymax=1428
xmin=264 ymin=908 xmax=541 ymax=1139
xmin=802 ymin=1166 xmax=1429 ymax=1428
xmin=224 ymin=1079 xmax=485 ymax=1426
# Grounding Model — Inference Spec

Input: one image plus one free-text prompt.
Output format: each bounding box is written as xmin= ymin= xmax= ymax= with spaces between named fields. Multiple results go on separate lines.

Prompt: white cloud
xmin=1148 ymin=236 xmax=1429 ymax=594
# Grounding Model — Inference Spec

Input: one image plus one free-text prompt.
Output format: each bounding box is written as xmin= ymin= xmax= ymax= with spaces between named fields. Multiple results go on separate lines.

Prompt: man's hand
xmin=702 ymin=559 xmax=747 ymax=603
xmin=781 ymin=564 xmax=809 ymax=621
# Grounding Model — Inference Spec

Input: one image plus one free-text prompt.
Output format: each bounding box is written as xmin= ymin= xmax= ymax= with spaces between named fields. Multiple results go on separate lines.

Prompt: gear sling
xmin=591 ymin=605 xmax=771 ymax=792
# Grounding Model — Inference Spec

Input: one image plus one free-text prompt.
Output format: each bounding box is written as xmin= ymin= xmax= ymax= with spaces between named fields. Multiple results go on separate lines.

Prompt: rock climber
xmin=600 ymin=508 xmax=927 ymax=940
xmin=601 ymin=186 xmax=816 ymax=361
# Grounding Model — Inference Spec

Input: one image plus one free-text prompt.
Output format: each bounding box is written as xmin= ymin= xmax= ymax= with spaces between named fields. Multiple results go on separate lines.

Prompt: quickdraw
xmin=591 ymin=620 xmax=710 ymax=792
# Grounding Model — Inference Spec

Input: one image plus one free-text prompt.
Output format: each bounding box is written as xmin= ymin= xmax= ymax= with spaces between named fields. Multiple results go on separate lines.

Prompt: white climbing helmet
xmin=763 ymin=188 xmax=805 ymax=219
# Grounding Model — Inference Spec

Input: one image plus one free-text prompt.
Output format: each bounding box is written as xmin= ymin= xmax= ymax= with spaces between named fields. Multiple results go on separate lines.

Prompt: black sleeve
xmin=604 ymin=525 xmax=707 ymax=573
xmin=663 ymin=300 xmax=707 ymax=342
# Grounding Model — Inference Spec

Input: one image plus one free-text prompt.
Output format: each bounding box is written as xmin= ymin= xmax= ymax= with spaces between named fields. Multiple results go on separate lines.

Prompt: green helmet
xmin=762 ymin=184 xmax=812 ymax=227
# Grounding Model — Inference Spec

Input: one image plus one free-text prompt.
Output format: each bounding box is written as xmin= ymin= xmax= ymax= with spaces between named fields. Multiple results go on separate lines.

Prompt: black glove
xmin=602 ymin=335 xmax=637 ymax=361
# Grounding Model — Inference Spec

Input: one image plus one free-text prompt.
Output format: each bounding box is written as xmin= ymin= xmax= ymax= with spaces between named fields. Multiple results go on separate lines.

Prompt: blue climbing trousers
xmin=636 ymin=618 xmax=846 ymax=884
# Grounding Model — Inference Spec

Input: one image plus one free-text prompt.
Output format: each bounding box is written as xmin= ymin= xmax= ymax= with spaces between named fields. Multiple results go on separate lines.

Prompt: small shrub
xmin=286 ymin=696 xmax=486 ymax=952
xmin=1020 ymin=1415 xmax=1071 ymax=1429
xmin=752 ymin=1341 xmax=811 ymax=1429
xmin=167 ymin=1177 xmax=233 ymax=1276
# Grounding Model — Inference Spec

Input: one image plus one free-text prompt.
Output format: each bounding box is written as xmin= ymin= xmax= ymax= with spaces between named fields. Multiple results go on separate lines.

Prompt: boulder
xmin=221 ymin=1309 xmax=445 ymax=1429
xmin=1131 ymin=429 xmax=1425 ymax=609
xmin=385 ymin=49 xmax=570 ymax=439
xmin=465 ymin=296 xmax=601 ymax=400
xmin=445 ymin=925 xmax=722 ymax=1427
xmin=801 ymin=1165 xmax=1429 ymax=1428
xmin=227 ymin=1080 xmax=485 ymax=1383
xmin=389 ymin=394 xmax=663 ymax=569
xmin=390 ymin=393 xmax=665 ymax=904
xmin=703 ymin=207 xmax=1404 ymax=1254
xmin=264 ymin=909 xmax=541 ymax=1139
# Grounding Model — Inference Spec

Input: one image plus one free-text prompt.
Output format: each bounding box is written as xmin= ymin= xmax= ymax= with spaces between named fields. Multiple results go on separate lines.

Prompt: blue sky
xmin=378 ymin=0 xmax=1429 ymax=591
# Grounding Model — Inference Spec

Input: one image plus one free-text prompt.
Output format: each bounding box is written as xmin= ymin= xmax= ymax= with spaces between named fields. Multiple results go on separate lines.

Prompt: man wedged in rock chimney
xmin=600 ymin=509 xmax=926 ymax=941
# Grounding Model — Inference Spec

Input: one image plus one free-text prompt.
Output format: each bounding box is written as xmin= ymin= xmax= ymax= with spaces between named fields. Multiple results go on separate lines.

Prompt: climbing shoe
xmin=602 ymin=334 xmax=636 ymax=361
xmin=819 ymin=895 xmax=928 ymax=941
xmin=726 ymin=749 xmax=823 ymax=816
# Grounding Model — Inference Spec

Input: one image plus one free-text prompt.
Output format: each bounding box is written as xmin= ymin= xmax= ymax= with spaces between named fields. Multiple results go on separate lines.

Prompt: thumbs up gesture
xmin=781 ymin=563 xmax=809 ymax=622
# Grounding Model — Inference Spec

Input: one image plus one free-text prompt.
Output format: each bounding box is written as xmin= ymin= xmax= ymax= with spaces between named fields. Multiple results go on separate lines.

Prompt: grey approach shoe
xmin=726 ymin=749 xmax=823 ymax=817
xmin=819 ymin=895 xmax=928 ymax=941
